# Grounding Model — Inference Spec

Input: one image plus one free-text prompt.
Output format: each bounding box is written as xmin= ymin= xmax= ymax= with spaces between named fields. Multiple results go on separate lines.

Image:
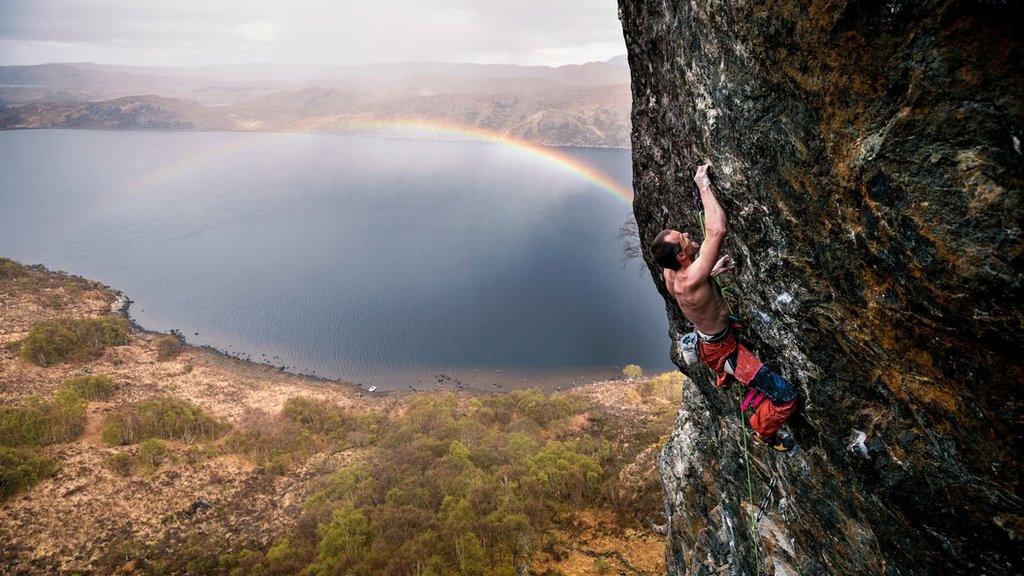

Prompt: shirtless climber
xmin=649 ymin=164 xmax=798 ymax=452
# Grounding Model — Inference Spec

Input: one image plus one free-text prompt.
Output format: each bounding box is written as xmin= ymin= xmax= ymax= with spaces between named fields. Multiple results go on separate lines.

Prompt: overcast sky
xmin=0 ymin=0 xmax=626 ymax=67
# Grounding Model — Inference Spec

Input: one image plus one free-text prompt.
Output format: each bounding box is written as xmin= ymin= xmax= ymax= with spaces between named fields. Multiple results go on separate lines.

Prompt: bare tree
xmin=617 ymin=217 xmax=647 ymax=274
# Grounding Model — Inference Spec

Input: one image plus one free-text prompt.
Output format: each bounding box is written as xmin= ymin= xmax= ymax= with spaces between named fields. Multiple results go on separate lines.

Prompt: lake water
xmin=0 ymin=130 xmax=672 ymax=390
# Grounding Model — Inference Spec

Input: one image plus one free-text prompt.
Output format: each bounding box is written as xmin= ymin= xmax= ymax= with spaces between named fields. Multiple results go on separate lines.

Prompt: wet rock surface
xmin=618 ymin=2 xmax=1022 ymax=575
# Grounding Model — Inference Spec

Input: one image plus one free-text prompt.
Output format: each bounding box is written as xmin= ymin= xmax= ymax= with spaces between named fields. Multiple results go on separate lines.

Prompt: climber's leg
xmin=746 ymin=366 xmax=798 ymax=451
xmin=749 ymin=397 xmax=797 ymax=440
xmin=747 ymin=365 xmax=798 ymax=404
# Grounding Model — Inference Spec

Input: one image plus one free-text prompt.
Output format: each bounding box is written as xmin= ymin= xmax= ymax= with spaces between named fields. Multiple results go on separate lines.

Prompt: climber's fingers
xmin=710 ymin=254 xmax=735 ymax=277
xmin=694 ymin=164 xmax=711 ymax=189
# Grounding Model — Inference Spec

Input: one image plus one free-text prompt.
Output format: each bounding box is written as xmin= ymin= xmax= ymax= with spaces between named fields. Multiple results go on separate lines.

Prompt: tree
xmin=315 ymin=504 xmax=370 ymax=573
xmin=622 ymin=364 xmax=643 ymax=380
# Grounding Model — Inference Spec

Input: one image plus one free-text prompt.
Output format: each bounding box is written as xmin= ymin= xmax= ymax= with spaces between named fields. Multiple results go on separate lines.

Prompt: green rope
xmin=739 ymin=401 xmax=762 ymax=576
xmin=697 ymin=204 xmax=757 ymax=572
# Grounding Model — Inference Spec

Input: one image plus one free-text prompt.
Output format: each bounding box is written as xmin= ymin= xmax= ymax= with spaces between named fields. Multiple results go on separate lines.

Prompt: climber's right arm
xmin=684 ymin=225 xmax=725 ymax=284
xmin=695 ymin=164 xmax=727 ymax=238
xmin=683 ymin=164 xmax=727 ymax=284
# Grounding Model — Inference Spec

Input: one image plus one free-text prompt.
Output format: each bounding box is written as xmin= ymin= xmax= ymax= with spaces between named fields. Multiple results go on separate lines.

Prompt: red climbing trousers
xmin=696 ymin=323 xmax=798 ymax=440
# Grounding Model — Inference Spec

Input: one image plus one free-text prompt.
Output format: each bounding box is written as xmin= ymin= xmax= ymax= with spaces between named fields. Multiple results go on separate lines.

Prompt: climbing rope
xmin=694 ymin=177 xmax=760 ymax=574
xmin=739 ymin=400 xmax=762 ymax=576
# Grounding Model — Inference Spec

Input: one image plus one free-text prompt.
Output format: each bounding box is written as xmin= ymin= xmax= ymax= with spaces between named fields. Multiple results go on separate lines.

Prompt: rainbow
xmin=118 ymin=133 xmax=277 ymax=198
xmin=339 ymin=119 xmax=634 ymax=205
xmin=120 ymin=121 xmax=634 ymax=205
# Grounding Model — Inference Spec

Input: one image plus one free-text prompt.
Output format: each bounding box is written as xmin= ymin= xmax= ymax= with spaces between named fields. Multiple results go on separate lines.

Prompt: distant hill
xmin=0 ymin=95 xmax=232 ymax=131
xmin=0 ymin=60 xmax=631 ymax=147
xmin=605 ymin=55 xmax=629 ymax=67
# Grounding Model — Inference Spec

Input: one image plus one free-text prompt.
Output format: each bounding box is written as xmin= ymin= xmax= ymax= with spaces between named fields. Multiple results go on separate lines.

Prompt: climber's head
xmin=650 ymin=229 xmax=699 ymax=270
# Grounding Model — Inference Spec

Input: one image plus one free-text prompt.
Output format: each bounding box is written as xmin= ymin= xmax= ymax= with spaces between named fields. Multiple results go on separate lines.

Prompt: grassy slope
xmin=0 ymin=258 xmax=680 ymax=575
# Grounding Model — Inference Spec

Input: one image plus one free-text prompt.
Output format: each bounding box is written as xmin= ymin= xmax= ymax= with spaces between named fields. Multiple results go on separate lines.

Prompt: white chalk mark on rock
xmin=848 ymin=429 xmax=869 ymax=458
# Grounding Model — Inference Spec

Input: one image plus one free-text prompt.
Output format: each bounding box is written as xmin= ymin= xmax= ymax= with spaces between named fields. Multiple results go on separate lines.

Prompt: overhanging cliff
xmin=618 ymin=2 xmax=1022 ymax=574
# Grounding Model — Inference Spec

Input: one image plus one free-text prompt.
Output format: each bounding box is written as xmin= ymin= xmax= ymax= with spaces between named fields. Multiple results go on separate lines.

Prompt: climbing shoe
xmin=752 ymin=431 xmax=795 ymax=453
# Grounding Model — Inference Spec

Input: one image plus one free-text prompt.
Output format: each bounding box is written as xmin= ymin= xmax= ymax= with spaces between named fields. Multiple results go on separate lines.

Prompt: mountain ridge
xmin=0 ymin=58 xmax=631 ymax=147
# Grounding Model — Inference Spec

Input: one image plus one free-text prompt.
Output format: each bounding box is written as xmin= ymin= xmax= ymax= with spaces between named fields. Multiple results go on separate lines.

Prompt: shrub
xmin=525 ymin=440 xmax=602 ymax=505
xmin=155 ymin=335 xmax=185 ymax=361
xmin=262 ymin=538 xmax=312 ymax=574
xmin=0 ymin=446 xmax=58 ymax=500
xmin=42 ymin=292 xmax=64 ymax=309
xmin=0 ymin=392 xmax=87 ymax=447
xmin=106 ymin=451 xmax=135 ymax=477
xmin=94 ymin=539 xmax=149 ymax=575
xmin=482 ymin=388 xmax=584 ymax=428
xmin=19 ymin=316 xmax=129 ymax=367
xmin=226 ymin=400 xmax=380 ymax=473
xmin=226 ymin=410 xmax=318 ymax=474
xmin=622 ymin=364 xmax=643 ymax=380
xmin=138 ymin=438 xmax=173 ymax=472
xmin=637 ymin=371 xmax=684 ymax=401
xmin=108 ymin=438 xmax=174 ymax=477
xmin=49 ymin=388 xmax=88 ymax=442
xmin=281 ymin=396 xmax=348 ymax=437
xmin=100 ymin=534 xmax=227 ymax=576
xmin=0 ymin=258 xmax=25 ymax=280
xmin=0 ymin=398 xmax=49 ymax=447
xmin=101 ymin=396 xmax=225 ymax=445
xmin=134 ymin=385 xmax=671 ymax=576
xmin=60 ymin=374 xmax=117 ymax=401
xmin=313 ymin=504 xmax=370 ymax=573
xmin=345 ymin=429 xmax=374 ymax=448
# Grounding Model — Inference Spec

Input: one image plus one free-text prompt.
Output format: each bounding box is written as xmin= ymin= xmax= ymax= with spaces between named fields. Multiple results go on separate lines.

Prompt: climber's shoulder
xmin=672 ymin=267 xmax=711 ymax=294
xmin=663 ymin=268 xmax=688 ymax=296
xmin=663 ymin=266 xmax=679 ymax=289
xmin=664 ymin=269 xmax=708 ymax=310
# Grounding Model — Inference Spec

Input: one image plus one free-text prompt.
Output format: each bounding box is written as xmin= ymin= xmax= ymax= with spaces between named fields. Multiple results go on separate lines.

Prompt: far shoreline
xmin=17 ymin=259 xmax=655 ymax=396
xmin=0 ymin=126 xmax=633 ymax=151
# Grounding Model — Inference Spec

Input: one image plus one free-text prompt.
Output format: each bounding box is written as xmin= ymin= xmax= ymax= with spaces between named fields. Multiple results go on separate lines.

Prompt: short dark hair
xmin=650 ymin=229 xmax=682 ymax=270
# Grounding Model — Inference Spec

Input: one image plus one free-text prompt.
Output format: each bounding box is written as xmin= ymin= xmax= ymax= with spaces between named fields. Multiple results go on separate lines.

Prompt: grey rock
xmin=618 ymin=1 xmax=1023 ymax=574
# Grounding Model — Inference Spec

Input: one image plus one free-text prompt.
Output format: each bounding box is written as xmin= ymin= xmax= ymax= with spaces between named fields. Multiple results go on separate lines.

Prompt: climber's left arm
xmin=710 ymin=254 xmax=735 ymax=277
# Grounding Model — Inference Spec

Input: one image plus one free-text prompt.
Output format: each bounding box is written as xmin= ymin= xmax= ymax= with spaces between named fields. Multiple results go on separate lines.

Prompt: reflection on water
xmin=0 ymin=130 xmax=672 ymax=389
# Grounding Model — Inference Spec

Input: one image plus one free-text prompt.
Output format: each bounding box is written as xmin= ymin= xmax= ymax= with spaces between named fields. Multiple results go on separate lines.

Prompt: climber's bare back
xmin=664 ymin=266 xmax=730 ymax=335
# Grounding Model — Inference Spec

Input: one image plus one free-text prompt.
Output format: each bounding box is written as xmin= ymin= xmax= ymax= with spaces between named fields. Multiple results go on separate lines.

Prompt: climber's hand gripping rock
xmin=711 ymin=254 xmax=735 ymax=278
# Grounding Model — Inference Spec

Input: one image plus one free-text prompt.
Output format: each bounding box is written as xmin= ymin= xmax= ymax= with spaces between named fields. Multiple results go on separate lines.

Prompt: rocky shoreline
xmin=90 ymin=265 xmax=614 ymax=396
xmin=108 ymin=286 xmax=369 ymax=393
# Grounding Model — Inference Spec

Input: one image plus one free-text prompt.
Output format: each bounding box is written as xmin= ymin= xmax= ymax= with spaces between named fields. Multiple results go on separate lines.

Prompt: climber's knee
xmin=748 ymin=365 xmax=798 ymax=403
xmin=750 ymin=398 xmax=797 ymax=439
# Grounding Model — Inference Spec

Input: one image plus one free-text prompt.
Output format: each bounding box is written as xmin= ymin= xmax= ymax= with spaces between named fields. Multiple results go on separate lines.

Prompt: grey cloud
xmin=0 ymin=0 xmax=625 ymax=66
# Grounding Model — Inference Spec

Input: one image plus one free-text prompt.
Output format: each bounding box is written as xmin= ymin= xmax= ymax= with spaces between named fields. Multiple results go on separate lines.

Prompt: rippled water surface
xmin=0 ymin=130 xmax=672 ymax=389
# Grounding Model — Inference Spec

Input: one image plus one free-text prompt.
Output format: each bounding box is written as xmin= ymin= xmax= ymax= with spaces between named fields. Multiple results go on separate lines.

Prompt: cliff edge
xmin=618 ymin=2 xmax=1022 ymax=574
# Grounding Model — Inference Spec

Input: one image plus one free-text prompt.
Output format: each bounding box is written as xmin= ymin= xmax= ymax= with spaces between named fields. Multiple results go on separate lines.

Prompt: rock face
xmin=618 ymin=2 xmax=1022 ymax=575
